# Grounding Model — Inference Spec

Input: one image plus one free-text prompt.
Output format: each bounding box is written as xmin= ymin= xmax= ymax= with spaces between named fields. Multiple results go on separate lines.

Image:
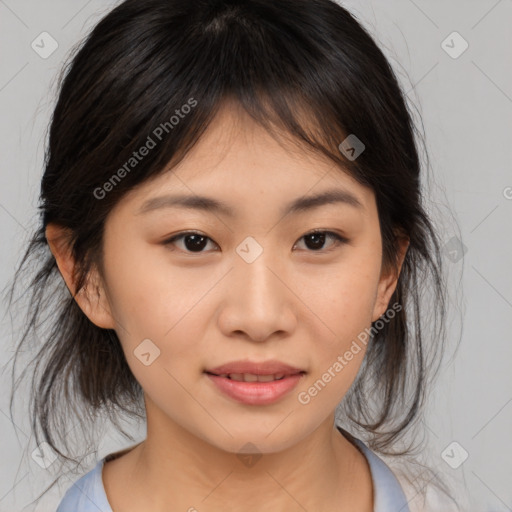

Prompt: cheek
xmin=102 ymin=252 xmax=209 ymax=407
xmin=103 ymin=238 xmax=203 ymax=335
xmin=298 ymin=251 xmax=380 ymax=395
xmin=102 ymin=240 xmax=219 ymax=380
xmin=307 ymin=252 xmax=380 ymax=337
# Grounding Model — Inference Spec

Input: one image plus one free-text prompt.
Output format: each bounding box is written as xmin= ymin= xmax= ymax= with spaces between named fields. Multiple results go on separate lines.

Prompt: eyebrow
xmin=137 ymin=188 xmax=364 ymax=217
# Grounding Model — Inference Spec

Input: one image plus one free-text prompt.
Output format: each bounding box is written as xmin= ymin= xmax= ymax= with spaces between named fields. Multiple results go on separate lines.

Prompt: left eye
xmin=294 ymin=230 xmax=348 ymax=252
xmin=162 ymin=230 xmax=348 ymax=253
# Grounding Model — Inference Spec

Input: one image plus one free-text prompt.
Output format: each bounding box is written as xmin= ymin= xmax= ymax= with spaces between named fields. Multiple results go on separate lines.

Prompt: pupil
xmin=185 ymin=234 xmax=207 ymax=252
xmin=305 ymin=233 xmax=325 ymax=250
xmin=182 ymin=233 xmax=327 ymax=252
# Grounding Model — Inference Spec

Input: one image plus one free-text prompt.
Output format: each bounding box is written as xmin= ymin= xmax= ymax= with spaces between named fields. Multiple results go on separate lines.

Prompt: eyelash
xmin=162 ymin=229 xmax=349 ymax=254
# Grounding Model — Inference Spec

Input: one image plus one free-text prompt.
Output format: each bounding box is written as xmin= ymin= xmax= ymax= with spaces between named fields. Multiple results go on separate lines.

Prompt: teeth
xmin=258 ymin=374 xmax=278 ymax=382
xmin=220 ymin=373 xmax=289 ymax=382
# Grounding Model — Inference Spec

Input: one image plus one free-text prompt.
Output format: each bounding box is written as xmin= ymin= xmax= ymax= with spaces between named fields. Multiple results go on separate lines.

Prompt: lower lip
xmin=205 ymin=372 xmax=305 ymax=405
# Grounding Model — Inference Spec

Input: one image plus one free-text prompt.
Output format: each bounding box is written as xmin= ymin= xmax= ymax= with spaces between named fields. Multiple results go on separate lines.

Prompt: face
xmin=49 ymin=103 xmax=406 ymax=455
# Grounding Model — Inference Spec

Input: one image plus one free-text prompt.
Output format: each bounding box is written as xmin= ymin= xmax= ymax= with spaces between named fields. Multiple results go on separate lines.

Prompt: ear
xmin=45 ymin=223 xmax=116 ymax=329
xmin=371 ymin=235 xmax=410 ymax=322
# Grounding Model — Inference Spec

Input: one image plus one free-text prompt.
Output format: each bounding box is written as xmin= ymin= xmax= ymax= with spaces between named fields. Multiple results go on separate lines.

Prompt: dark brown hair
xmin=6 ymin=0 xmax=459 ymax=505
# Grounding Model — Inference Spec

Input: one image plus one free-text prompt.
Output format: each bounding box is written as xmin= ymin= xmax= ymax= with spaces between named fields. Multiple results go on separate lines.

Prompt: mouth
xmin=204 ymin=359 xmax=307 ymax=379
xmin=204 ymin=371 xmax=306 ymax=382
xmin=203 ymin=360 xmax=307 ymax=405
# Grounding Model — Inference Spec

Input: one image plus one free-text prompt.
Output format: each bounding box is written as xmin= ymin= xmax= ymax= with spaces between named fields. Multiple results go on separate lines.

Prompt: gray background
xmin=1 ymin=0 xmax=511 ymax=510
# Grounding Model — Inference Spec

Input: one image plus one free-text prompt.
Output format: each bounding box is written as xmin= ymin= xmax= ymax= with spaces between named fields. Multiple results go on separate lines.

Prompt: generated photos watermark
xmin=93 ymin=97 xmax=198 ymax=200
xmin=297 ymin=301 xmax=402 ymax=405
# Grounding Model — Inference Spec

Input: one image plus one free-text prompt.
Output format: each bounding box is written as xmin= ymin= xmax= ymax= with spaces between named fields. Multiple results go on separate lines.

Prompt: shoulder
xmin=56 ymin=459 xmax=112 ymax=512
xmin=338 ymin=426 xmax=412 ymax=512
xmin=353 ymin=438 xmax=413 ymax=512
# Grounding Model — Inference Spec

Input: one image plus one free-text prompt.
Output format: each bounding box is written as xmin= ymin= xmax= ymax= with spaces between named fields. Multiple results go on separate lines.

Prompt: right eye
xmin=161 ymin=231 xmax=220 ymax=253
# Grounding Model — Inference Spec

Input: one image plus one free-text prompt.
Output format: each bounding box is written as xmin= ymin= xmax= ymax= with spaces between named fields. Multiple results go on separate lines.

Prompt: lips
xmin=212 ymin=373 xmax=289 ymax=382
xmin=204 ymin=360 xmax=307 ymax=405
xmin=205 ymin=359 xmax=306 ymax=378
xmin=205 ymin=370 xmax=305 ymax=405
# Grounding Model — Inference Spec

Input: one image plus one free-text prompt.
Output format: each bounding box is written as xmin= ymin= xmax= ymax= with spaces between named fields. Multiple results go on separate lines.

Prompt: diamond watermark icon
xmin=339 ymin=134 xmax=365 ymax=161
xmin=441 ymin=31 xmax=469 ymax=59
xmin=442 ymin=236 xmax=467 ymax=263
xmin=236 ymin=236 xmax=263 ymax=264
xmin=31 ymin=32 xmax=59 ymax=59
xmin=441 ymin=441 xmax=469 ymax=469
xmin=31 ymin=442 xmax=58 ymax=469
xmin=236 ymin=442 xmax=262 ymax=468
xmin=134 ymin=338 xmax=161 ymax=366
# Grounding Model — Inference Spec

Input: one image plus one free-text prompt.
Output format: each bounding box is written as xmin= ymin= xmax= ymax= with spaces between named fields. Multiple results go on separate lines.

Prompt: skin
xmin=46 ymin=101 xmax=409 ymax=512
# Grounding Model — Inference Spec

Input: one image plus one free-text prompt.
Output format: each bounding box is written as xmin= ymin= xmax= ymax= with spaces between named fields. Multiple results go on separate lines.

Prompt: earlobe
xmin=371 ymin=236 xmax=409 ymax=322
xmin=45 ymin=223 xmax=116 ymax=330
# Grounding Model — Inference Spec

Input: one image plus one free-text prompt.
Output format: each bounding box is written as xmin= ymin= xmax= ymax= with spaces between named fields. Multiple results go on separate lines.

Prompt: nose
xmin=217 ymin=248 xmax=297 ymax=343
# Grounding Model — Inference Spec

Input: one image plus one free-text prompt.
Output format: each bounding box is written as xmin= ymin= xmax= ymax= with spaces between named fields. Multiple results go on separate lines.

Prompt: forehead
xmin=168 ymin=101 xmax=338 ymax=180
xmin=121 ymin=101 xmax=376 ymax=218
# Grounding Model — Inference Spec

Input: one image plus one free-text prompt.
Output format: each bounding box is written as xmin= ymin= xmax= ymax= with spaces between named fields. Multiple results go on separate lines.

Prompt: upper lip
xmin=205 ymin=359 xmax=306 ymax=376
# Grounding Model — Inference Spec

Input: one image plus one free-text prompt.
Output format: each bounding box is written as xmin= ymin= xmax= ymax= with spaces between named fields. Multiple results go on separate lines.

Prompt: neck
xmin=103 ymin=400 xmax=373 ymax=512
